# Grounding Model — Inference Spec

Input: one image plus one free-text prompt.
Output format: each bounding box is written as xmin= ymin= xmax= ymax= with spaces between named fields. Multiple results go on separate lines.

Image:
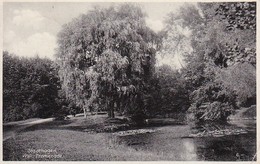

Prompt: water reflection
xmin=117 ymin=120 xmax=256 ymax=161
xmin=182 ymin=139 xmax=197 ymax=160
xmin=194 ymin=133 xmax=256 ymax=161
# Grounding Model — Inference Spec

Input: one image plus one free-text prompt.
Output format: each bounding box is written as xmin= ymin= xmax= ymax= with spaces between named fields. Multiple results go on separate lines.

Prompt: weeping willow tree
xmin=56 ymin=4 xmax=160 ymax=118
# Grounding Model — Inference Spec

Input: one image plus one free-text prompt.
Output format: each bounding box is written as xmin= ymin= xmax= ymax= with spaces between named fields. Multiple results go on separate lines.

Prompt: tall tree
xmin=56 ymin=4 xmax=160 ymax=118
xmin=161 ymin=2 xmax=256 ymax=121
xmin=3 ymin=51 xmax=60 ymax=122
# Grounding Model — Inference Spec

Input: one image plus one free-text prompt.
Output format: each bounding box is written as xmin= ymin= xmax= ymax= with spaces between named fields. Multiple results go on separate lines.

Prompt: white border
xmin=0 ymin=0 xmax=258 ymax=163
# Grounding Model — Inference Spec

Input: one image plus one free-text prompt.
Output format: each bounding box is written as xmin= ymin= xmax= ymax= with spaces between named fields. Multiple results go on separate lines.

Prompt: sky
xmin=3 ymin=2 xmax=193 ymax=68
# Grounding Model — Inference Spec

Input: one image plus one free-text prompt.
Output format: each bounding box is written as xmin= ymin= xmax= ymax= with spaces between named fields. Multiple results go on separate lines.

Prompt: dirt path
xmin=3 ymin=118 xmax=55 ymax=142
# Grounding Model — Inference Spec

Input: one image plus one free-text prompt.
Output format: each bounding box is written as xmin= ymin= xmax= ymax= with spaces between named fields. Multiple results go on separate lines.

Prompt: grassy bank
xmin=4 ymin=112 xmax=256 ymax=161
xmin=3 ymin=115 xmax=179 ymax=161
xmin=4 ymin=129 xmax=153 ymax=161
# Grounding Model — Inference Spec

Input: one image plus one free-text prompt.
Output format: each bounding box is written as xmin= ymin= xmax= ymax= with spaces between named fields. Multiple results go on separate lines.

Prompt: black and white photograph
xmin=2 ymin=0 xmax=257 ymax=161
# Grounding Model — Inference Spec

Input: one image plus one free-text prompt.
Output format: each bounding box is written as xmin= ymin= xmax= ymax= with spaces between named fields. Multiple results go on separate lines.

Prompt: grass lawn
xmin=3 ymin=114 xmax=257 ymax=161
xmin=3 ymin=115 xmax=176 ymax=161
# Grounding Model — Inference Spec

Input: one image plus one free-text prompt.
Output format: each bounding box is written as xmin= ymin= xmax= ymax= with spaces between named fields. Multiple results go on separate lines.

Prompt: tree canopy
xmin=56 ymin=4 xmax=160 ymax=118
xmin=3 ymin=2 xmax=256 ymax=123
xmin=3 ymin=51 xmax=61 ymax=122
xmin=160 ymin=2 xmax=256 ymax=121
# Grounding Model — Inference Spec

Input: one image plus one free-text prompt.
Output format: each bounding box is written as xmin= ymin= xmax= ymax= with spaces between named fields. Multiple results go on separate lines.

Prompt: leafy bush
xmin=188 ymin=81 xmax=237 ymax=121
xmin=216 ymin=63 xmax=256 ymax=107
xmin=3 ymin=51 xmax=62 ymax=122
xmin=190 ymin=101 xmax=233 ymax=121
xmin=143 ymin=65 xmax=190 ymax=118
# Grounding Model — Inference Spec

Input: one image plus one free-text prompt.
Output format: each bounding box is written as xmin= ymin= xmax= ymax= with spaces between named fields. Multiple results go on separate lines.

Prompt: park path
xmin=3 ymin=118 xmax=55 ymax=142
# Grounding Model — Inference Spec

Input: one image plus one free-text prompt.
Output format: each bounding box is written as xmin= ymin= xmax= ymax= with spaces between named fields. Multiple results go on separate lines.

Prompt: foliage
xmin=188 ymin=81 xmax=237 ymax=121
xmin=161 ymin=2 xmax=256 ymax=121
xmin=198 ymin=2 xmax=256 ymax=68
xmin=3 ymin=51 xmax=61 ymax=122
xmin=144 ymin=65 xmax=189 ymax=117
xmin=216 ymin=63 xmax=256 ymax=107
xmin=56 ymin=4 xmax=160 ymax=118
xmin=3 ymin=2 xmax=256 ymax=123
xmin=189 ymin=101 xmax=234 ymax=121
xmin=216 ymin=2 xmax=256 ymax=31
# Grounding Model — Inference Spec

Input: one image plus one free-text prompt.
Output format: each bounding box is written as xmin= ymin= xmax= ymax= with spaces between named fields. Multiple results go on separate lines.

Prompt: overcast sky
xmin=3 ymin=2 xmax=194 ymax=68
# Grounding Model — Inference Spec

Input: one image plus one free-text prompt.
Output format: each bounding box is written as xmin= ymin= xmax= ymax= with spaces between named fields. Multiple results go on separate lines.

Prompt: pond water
xmin=116 ymin=120 xmax=256 ymax=161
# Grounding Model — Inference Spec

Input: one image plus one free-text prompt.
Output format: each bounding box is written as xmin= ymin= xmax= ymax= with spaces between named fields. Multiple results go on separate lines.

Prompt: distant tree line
xmin=3 ymin=52 xmax=80 ymax=122
xmin=3 ymin=52 xmax=56 ymax=121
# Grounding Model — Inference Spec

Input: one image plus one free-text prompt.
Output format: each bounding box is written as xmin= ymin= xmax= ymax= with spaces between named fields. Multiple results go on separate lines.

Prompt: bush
xmin=3 ymin=52 xmax=61 ymax=122
xmin=202 ymin=102 xmax=233 ymax=121
xmin=188 ymin=78 xmax=237 ymax=122
xmin=216 ymin=63 xmax=256 ymax=107
xmin=129 ymin=111 xmax=147 ymax=126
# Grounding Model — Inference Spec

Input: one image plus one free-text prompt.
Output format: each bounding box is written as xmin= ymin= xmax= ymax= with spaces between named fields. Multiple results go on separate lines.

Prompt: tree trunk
xmin=83 ymin=108 xmax=87 ymax=118
xmin=107 ymin=101 xmax=115 ymax=118
xmin=111 ymin=106 xmax=115 ymax=118
xmin=108 ymin=110 xmax=111 ymax=118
